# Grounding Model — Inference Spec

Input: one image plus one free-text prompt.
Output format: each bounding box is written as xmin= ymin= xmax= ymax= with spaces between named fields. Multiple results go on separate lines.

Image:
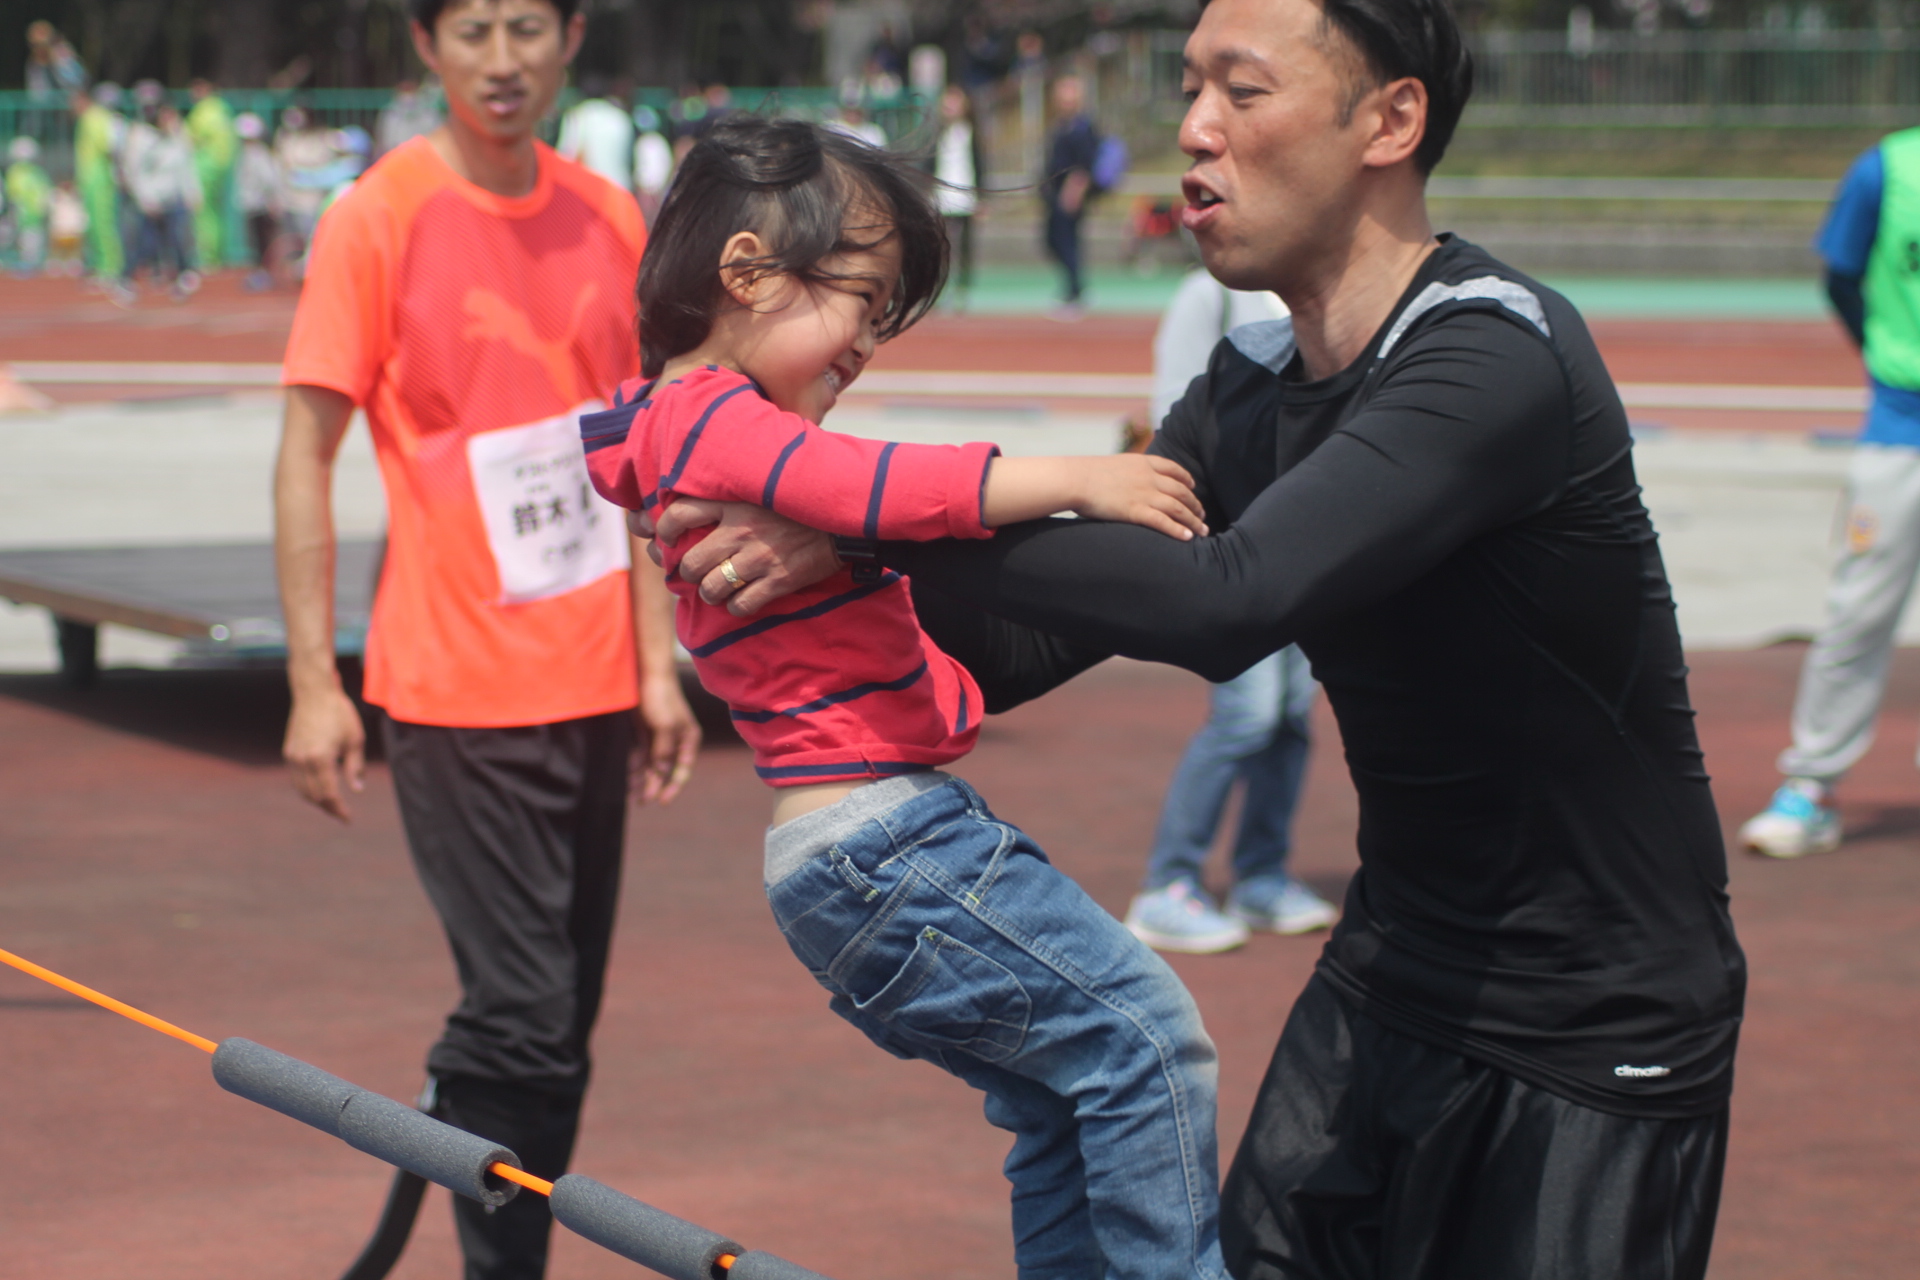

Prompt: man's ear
xmin=408 ymin=21 xmax=440 ymax=76
xmin=1360 ymin=76 xmax=1427 ymax=171
xmin=719 ymin=231 xmax=774 ymax=308
xmin=561 ymin=10 xmax=587 ymax=63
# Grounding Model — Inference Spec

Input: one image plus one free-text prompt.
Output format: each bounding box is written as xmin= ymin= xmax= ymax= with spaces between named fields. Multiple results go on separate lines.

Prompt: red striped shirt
xmin=582 ymin=366 xmax=999 ymax=785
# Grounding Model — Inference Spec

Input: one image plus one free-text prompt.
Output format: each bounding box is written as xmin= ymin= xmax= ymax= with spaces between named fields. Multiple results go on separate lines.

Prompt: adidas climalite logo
xmin=1614 ymin=1064 xmax=1672 ymax=1078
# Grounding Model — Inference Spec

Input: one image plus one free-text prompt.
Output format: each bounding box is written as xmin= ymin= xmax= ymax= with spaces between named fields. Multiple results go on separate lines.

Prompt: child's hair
xmin=636 ymin=116 xmax=948 ymax=379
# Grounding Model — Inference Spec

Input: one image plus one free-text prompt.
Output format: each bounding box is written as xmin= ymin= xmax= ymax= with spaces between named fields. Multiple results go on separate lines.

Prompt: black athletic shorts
xmin=383 ymin=710 xmax=634 ymax=1096
xmin=1221 ymin=976 xmax=1729 ymax=1280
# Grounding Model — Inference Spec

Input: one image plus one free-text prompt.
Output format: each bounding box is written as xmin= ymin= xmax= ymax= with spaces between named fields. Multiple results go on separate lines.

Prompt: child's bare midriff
xmin=770 ymin=779 xmax=873 ymax=827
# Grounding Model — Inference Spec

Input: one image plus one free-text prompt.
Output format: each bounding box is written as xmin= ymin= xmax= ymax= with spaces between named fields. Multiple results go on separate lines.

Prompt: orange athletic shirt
xmin=283 ymin=137 xmax=646 ymax=727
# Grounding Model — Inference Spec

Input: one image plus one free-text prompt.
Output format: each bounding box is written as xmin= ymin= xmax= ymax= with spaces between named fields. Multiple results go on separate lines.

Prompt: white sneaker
xmin=1739 ymin=778 xmax=1841 ymax=858
xmin=1125 ymin=880 xmax=1249 ymax=954
xmin=1228 ymin=874 xmax=1339 ymax=935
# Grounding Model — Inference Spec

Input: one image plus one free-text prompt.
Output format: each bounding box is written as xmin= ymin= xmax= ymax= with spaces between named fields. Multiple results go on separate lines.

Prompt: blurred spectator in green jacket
xmin=5 ymin=136 xmax=52 ymax=273
xmin=187 ymin=80 xmax=237 ymax=268
xmin=69 ymin=82 xmax=124 ymax=280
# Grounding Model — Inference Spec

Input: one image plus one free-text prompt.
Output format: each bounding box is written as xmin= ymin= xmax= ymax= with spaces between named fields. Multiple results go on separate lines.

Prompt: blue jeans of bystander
xmin=1044 ymin=205 xmax=1085 ymax=303
xmin=129 ymin=201 xmax=196 ymax=280
xmin=1144 ymin=647 xmax=1316 ymax=892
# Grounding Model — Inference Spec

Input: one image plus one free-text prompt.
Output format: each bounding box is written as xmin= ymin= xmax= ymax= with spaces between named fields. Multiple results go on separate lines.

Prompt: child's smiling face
xmin=708 ymin=222 xmax=903 ymax=424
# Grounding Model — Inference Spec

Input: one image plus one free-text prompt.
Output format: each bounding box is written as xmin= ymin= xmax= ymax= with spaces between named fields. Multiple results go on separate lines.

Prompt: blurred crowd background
xmin=0 ymin=0 xmax=1916 ymax=293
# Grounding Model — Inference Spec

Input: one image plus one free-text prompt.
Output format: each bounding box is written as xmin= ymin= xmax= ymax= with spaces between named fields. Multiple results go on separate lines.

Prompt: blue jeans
xmin=767 ymin=777 xmax=1226 ymax=1280
xmin=1044 ymin=205 xmax=1084 ymax=302
xmin=1145 ymin=648 xmax=1316 ymax=892
xmin=128 ymin=202 xmax=195 ymax=280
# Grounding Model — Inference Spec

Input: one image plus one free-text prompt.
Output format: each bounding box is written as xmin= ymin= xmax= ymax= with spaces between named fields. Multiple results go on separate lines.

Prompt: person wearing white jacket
xmin=233 ymin=112 xmax=280 ymax=289
xmin=119 ymin=93 xmax=201 ymax=299
xmin=934 ymin=85 xmax=979 ymax=306
xmin=557 ymin=77 xmax=633 ymax=191
xmin=630 ymin=104 xmax=672 ymax=224
xmin=1122 ymin=267 xmax=1339 ymax=953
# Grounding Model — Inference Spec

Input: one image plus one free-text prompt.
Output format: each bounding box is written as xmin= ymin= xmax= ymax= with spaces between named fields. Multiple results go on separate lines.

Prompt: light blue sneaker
xmin=1124 ymin=879 xmax=1250 ymax=954
xmin=1227 ymin=874 xmax=1339 ymax=935
xmin=1739 ymin=778 xmax=1841 ymax=858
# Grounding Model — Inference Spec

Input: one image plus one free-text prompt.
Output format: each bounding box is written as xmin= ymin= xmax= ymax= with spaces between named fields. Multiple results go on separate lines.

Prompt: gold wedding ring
xmin=718 ymin=558 xmax=745 ymax=591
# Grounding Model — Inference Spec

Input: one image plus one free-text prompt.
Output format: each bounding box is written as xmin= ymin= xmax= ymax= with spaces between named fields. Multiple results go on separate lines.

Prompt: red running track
xmin=0 ymin=651 xmax=1914 ymax=1278
xmin=0 ymin=273 xmax=1866 ymax=423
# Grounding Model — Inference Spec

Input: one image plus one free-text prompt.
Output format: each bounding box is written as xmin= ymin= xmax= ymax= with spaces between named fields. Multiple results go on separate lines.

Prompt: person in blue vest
xmin=1742 ymin=129 xmax=1920 ymax=858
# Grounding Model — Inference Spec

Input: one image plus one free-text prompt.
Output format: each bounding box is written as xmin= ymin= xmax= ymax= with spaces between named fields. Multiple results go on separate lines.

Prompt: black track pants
xmin=436 ymin=1075 xmax=586 ymax=1280
xmin=384 ymin=710 xmax=634 ymax=1280
xmin=1221 ymin=977 xmax=1729 ymax=1280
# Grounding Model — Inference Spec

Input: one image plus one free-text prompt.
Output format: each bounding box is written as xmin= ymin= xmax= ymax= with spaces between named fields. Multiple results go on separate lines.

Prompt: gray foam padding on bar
xmin=549 ymin=1175 xmax=742 ymax=1280
xmin=211 ymin=1037 xmax=362 ymax=1137
xmin=337 ymin=1090 xmax=521 ymax=1207
xmin=213 ymin=1038 xmax=521 ymax=1207
xmin=727 ymin=1250 xmax=837 ymax=1280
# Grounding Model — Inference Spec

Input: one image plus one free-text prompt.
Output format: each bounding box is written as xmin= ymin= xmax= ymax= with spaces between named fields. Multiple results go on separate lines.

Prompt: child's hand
xmin=980 ymin=454 xmax=1208 ymax=538
xmin=1073 ymin=454 xmax=1209 ymax=541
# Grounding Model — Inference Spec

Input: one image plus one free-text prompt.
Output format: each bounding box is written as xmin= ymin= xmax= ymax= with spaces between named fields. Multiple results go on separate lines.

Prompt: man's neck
xmin=429 ymin=119 xmax=539 ymax=198
xmin=1281 ymin=183 xmax=1439 ymax=383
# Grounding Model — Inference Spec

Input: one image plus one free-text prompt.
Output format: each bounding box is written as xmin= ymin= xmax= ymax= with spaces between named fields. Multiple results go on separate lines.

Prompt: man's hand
xmin=633 ymin=673 xmax=700 ymax=804
xmin=635 ymin=498 xmax=841 ymax=616
xmin=1061 ymin=170 xmax=1090 ymax=217
xmin=276 ymin=383 xmax=358 ymax=821
xmin=627 ymin=536 xmax=700 ymax=803
xmin=283 ymin=686 xmax=366 ymax=822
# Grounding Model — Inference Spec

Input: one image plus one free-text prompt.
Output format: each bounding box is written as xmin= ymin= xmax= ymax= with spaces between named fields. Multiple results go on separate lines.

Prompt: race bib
xmin=467 ymin=404 xmax=629 ymax=604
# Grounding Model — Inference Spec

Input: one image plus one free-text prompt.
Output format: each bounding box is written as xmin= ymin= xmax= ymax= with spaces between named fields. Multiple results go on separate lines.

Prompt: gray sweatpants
xmin=1780 ymin=444 xmax=1920 ymax=781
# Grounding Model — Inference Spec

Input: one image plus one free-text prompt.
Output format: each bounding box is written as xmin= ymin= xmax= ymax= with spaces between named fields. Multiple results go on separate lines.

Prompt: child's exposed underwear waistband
xmin=763 ymin=771 xmax=950 ymax=886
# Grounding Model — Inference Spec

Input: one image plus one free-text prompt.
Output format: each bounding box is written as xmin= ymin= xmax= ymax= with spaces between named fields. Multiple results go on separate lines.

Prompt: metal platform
xmin=0 ymin=540 xmax=379 ymax=686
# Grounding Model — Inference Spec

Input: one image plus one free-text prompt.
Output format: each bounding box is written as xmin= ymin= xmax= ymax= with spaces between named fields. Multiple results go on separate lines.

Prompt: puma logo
xmin=461 ymin=283 xmax=601 ymax=405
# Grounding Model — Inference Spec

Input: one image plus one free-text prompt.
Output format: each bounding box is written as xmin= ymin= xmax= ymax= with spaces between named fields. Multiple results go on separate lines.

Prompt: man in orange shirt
xmin=272 ymin=2 xmax=698 ymax=1275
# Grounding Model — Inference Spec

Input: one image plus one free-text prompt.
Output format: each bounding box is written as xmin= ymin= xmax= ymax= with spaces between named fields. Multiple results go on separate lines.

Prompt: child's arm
xmin=983 ymin=454 xmax=1209 ymax=541
xmin=588 ymin=372 xmax=1204 ymax=545
xmin=633 ymin=374 xmax=1001 ymax=541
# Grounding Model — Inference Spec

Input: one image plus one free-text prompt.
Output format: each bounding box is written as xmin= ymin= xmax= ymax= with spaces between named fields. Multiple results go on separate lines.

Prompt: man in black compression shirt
xmin=644 ymin=0 xmax=1745 ymax=1275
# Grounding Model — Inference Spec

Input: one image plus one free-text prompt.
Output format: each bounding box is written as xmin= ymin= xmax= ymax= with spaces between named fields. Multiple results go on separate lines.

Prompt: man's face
xmin=1178 ymin=0 xmax=1379 ymax=292
xmin=1052 ymin=76 xmax=1083 ymax=117
xmin=412 ymin=0 xmax=583 ymax=144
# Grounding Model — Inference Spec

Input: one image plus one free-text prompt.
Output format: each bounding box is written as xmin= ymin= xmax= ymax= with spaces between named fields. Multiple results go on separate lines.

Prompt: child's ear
xmin=719 ymin=231 xmax=775 ymax=308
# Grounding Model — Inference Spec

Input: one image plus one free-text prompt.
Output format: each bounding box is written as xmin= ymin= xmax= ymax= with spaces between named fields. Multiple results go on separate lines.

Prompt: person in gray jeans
xmin=1741 ymin=130 xmax=1920 ymax=858
xmin=1122 ymin=268 xmax=1337 ymax=953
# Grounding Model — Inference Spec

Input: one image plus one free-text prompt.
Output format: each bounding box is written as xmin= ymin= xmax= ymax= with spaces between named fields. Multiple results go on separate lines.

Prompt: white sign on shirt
xmin=467 ymin=403 xmax=629 ymax=604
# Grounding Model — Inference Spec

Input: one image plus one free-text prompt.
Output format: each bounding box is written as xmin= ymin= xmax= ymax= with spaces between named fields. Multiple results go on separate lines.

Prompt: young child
xmin=583 ymin=116 xmax=1229 ymax=1280
xmin=5 ymin=137 xmax=51 ymax=274
xmin=48 ymin=181 xmax=86 ymax=275
xmin=233 ymin=113 xmax=280 ymax=291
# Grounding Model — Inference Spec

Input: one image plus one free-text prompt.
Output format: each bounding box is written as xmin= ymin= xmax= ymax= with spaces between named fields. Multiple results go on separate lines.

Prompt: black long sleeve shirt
xmin=895 ymin=238 xmax=1745 ymax=1118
